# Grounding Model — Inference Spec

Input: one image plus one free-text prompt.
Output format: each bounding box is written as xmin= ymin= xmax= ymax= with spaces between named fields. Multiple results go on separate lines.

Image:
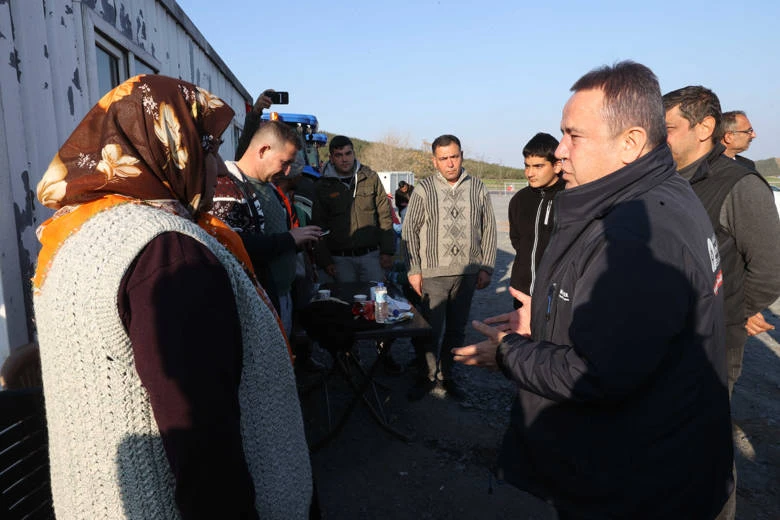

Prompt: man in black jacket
xmin=508 ymin=133 xmax=564 ymax=308
xmin=454 ymin=61 xmax=733 ymax=519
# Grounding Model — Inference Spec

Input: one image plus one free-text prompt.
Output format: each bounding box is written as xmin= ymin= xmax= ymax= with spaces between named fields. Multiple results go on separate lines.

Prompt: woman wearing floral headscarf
xmin=33 ymin=75 xmax=312 ymax=519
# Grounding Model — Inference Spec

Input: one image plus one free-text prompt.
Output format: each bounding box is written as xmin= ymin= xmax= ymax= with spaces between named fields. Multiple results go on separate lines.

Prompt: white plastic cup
xmin=318 ymin=289 xmax=331 ymax=300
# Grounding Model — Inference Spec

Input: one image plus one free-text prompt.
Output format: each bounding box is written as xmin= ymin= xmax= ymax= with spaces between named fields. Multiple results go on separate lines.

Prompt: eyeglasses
xmin=729 ymin=128 xmax=754 ymax=135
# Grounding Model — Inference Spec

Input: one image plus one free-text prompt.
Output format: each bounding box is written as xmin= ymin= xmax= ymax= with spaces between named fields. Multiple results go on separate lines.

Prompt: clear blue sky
xmin=181 ymin=0 xmax=780 ymax=169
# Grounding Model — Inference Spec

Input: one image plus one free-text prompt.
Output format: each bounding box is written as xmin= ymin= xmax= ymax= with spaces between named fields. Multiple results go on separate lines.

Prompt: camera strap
xmin=229 ymin=163 xmax=265 ymax=233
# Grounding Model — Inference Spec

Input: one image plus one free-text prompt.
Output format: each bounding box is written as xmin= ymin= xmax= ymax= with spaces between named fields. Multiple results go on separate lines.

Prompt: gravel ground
xmin=301 ymin=193 xmax=779 ymax=519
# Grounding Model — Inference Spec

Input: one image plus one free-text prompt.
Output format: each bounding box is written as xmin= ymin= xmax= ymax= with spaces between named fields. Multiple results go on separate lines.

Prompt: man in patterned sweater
xmin=402 ymin=134 xmax=497 ymax=401
xmin=210 ymin=120 xmax=322 ymax=337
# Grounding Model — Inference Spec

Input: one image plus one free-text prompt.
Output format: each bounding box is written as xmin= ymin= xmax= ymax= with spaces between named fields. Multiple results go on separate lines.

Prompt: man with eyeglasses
xmin=664 ymin=85 xmax=780 ymax=520
xmin=720 ymin=110 xmax=757 ymax=169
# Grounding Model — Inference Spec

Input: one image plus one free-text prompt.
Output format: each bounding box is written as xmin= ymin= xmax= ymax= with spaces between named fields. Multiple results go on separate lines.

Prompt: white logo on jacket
xmin=707 ymin=235 xmax=720 ymax=273
xmin=558 ymin=289 xmax=570 ymax=302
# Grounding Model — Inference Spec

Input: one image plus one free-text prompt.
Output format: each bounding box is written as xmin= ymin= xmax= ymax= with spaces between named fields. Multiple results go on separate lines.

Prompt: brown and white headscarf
xmin=36 ymin=74 xmax=234 ymax=216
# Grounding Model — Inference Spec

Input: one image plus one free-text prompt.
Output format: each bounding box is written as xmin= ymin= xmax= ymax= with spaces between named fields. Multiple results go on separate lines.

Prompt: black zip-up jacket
xmin=508 ymin=179 xmax=565 ymax=295
xmin=495 ymin=145 xmax=733 ymax=519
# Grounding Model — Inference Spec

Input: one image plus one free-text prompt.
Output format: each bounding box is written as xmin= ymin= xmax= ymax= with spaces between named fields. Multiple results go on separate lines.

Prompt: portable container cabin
xmin=0 ymin=0 xmax=252 ymax=363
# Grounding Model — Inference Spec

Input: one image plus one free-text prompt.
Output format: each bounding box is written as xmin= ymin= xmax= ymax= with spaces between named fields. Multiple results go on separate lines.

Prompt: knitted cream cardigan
xmin=34 ymin=203 xmax=312 ymax=519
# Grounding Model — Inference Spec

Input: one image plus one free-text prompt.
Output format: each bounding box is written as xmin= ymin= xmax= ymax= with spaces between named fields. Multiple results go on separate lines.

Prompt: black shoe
xmin=382 ymin=355 xmax=403 ymax=375
xmin=442 ymin=380 xmax=466 ymax=402
xmin=407 ymin=378 xmax=436 ymax=402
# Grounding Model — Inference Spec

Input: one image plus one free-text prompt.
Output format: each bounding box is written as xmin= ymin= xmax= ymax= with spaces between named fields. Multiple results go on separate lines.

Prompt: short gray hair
xmin=721 ymin=110 xmax=747 ymax=132
xmin=571 ymin=61 xmax=666 ymax=149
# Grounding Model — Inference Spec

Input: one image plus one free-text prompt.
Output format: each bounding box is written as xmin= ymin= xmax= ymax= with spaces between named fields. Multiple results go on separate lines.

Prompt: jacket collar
xmin=434 ymin=168 xmax=469 ymax=189
xmin=531 ymin=178 xmax=566 ymax=196
xmin=687 ymin=143 xmax=726 ymax=185
xmin=224 ymin=160 xmax=257 ymax=185
xmin=322 ymin=159 xmax=362 ymax=179
xmin=554 ymin=144 xmax=676 ymax=228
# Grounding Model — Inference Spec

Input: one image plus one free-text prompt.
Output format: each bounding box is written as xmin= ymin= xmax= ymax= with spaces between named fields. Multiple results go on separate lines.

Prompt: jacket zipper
xmin=546 ymin=282 xmax=557 ymax=322
xmin=537 ymin=194 xmax=560 ymax=340
xmin=540 ymin=281 xmax=558 ymax=340
xmin=544 ymin=200 xmax=552 ymax=225
xmin=530 ymin=197 xmax=544 ymax=293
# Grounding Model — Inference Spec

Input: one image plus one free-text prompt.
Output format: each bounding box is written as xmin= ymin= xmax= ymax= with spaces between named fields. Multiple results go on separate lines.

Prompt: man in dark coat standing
xmin=454 ymin=61 xmax=733 ymax=519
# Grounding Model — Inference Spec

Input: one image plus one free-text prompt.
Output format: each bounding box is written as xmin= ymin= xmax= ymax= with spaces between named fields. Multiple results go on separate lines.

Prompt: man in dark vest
xmin=663 ymin=85 xmax=780 ymax=520
xmin=663 ymin=86 xmax=780 ymax=396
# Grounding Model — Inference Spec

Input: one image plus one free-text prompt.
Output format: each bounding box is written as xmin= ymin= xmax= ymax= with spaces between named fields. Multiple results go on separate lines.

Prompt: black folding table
xmin=299 ymin=282 xmax=431 ymax=452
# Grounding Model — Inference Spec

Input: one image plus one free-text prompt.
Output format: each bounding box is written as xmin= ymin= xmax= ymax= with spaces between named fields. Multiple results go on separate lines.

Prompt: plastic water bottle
xmin=374 ymin=283 xmax=388 ymax=323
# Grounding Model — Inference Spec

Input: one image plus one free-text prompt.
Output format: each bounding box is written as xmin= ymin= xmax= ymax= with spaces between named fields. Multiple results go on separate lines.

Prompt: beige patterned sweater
xmin=33 ymin=203 xmax=311 ymax=519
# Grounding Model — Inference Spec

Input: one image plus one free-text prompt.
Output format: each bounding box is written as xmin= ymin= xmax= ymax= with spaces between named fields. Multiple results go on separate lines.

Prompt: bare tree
xmin=360 ymin=133 xmax=415 ymax=171
xmin=408 ymin=140 xmax=435 ymax=178
xmin=318 ymin=132 xmax=523 ymax=181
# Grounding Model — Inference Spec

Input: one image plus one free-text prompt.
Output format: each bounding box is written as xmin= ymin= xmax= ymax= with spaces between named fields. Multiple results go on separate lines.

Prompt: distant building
xmin=0 ymin=0 xmax=252 ymax=363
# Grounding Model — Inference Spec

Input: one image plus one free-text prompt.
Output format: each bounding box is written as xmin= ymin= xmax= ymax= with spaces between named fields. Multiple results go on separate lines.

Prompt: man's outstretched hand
xmin=452 ymin=320 xmax=506 ymax=369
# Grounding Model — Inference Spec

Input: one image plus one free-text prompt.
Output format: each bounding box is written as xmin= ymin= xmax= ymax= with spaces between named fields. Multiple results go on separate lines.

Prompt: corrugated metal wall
xmin=0 ymin=0 xmax=251 ymax=361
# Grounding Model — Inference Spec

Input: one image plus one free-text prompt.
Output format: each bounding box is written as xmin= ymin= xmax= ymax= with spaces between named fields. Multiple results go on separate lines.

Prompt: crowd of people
xmin=31 ymin=59 xmax=779 ymax=519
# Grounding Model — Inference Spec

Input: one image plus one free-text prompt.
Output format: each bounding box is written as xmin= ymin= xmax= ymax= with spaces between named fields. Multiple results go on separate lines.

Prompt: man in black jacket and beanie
xmin=454 ymin=61 xmax=733 ymax=519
